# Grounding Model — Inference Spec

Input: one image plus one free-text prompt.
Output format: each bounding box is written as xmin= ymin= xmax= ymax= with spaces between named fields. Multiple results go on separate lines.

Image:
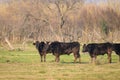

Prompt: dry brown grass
xmin=0 ymin=61 xmax=120 ymax=80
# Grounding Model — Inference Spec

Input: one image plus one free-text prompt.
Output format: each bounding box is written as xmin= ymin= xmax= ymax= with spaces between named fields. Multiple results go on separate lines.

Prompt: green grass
xmin=0 ymin=45 xmax=120 ymax=80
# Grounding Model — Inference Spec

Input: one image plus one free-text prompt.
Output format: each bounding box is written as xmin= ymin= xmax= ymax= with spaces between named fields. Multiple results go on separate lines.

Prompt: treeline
xmin=0 ymin=0 xmax=120 ymax=50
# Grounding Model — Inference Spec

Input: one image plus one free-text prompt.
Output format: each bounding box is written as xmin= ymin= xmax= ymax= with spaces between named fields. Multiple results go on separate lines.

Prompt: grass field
xmin=0 ymin=44 xmax=120 ymax=80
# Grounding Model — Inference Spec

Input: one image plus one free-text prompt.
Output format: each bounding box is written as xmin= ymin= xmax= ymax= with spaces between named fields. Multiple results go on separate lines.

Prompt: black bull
xmin=48 ymin=41 xmax=80 ymax=62
xmin=33 ymin=41 xmax=51 ymax=62
xmin=113 ymin=43 xmax=120 ymax=62
xmin=82 ymin=42 xmax=113 ymax=63
xmin=33 ymin=41 xmax=80 ymax=62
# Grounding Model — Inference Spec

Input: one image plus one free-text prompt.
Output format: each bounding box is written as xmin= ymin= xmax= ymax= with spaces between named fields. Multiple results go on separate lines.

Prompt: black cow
xmin=82 ymin=42 xmax=113 ymax=63
xmin=112 ymin=43 xmax=120 ymax=62
xmin=48 ymin=41 xmax=80 ymax=62
xmin=33 ymin=41 xmax=51 ymax=62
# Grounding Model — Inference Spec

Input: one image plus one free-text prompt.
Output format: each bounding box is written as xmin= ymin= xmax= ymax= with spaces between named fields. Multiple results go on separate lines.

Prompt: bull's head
xmin=82 ymin=44 xmax=88 ymax=52
xmin=45 ymin=41 xmax=52 ymax=53
xmin=33 ymin=41 xmax=40 ymax=49
xmin=33 ymin=41 xmax=39 ymax=45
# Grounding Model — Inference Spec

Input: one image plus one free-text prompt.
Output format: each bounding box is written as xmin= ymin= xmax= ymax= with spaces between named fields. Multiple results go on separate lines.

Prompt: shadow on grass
xmin=46 ymin=60 xmax=119 ymax=65
xmin=61 ymin=61 xmax=89 ymax=64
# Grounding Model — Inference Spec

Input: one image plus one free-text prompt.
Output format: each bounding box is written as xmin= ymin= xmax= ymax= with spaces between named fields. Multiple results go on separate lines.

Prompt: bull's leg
xmin=54 ymin=53 xmax=58 ymax=62
xmin=55 ymin=56 xmax=58 ymax=62
xmin=74 ymin=54 xmax=78 ymax=63
xmin=93 ymin=56 xmax=97 ymax=64
xmin=40 ymin=55 xmax=43 ymax=62
xmin=57 ymin=56 xmax=60 ymax=62
xmin=90 ymin=54 xmax=94 ymax=63
xmin=54 ymin=53 xmax=57 ymax=62
xmin=90 ymin=55 xmax=96 ymax=64
xmin=74 ymin=54 xmax=77 ymax=63
xmin=78 ymin=57 xmax=81 ymax=63
xmin=77 ymin=52 xmax=81 ymax=63
xmin=108 ymin=49 xmax=112 ymax=63
xmin=107 ymin=53 xmax=112 ymax=63
xmin=55 ymin=53 xmax=60 ymax=62
xmin=91 ymin=57 xmax=93 ymax=63
xmin=74 ymin=58 xmax=77 ymax=63
xmin=56 ymin=55 xmax=60 ymax=62
xmin=44 ymin=53 xmax=46 ymax=62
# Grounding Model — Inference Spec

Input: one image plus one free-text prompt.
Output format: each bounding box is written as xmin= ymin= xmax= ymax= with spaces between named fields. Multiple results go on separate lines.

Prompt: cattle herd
xmin=33 ymin=41 xmax=120 ymax=63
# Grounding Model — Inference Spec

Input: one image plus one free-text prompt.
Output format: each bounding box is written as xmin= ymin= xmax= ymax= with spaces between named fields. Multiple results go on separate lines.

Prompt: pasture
xmin=0 ymin=44 xmax=120 ymax=80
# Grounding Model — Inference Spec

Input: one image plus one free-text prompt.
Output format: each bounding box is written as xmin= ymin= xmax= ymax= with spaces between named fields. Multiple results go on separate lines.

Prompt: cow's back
xmin=85 ymin=42 xmax=112 ymax=55
xmin=49 ymin=41 xmax=80 ymax=55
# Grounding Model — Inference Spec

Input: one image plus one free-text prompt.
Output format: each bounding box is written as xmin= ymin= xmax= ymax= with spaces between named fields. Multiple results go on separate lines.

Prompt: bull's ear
xmin=33 ymin=40 xmax=39 ymax=45
xmin=33 ymin=43 xmax=36 ymax=45
xmin=46 ymin=41 xmax=51 ymax=44
xmin=83 ymin=44 xmax=86 ymax=46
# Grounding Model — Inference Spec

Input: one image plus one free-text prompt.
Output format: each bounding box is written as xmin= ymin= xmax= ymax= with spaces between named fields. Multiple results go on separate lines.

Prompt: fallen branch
xmin=4 ymin=37 xmax=15 ymax=50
